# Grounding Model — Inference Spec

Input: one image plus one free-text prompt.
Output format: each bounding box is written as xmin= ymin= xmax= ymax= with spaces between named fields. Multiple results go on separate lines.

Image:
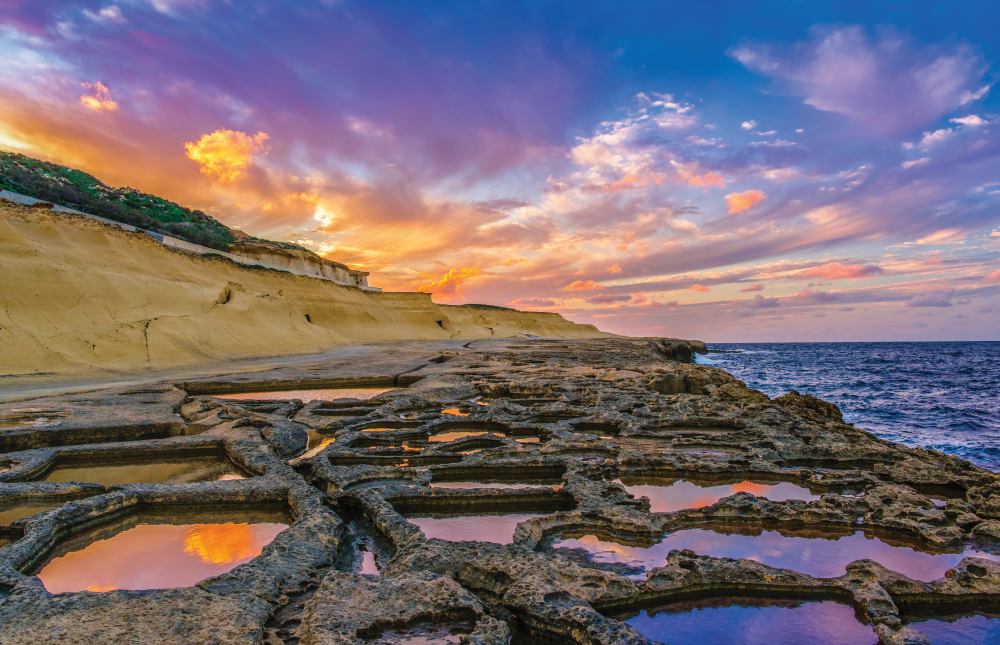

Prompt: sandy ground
xmin=0 ymin=202 xmax=604 ymax=386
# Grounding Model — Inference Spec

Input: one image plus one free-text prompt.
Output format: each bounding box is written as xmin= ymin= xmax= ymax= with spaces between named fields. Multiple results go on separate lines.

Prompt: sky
xmin=1 ymin=1 xmax=998 ymax=341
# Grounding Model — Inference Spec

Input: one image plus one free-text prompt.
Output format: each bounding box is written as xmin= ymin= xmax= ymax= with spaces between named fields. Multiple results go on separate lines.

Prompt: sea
xmin=700 ymin=342 xmax=1000 ymax=472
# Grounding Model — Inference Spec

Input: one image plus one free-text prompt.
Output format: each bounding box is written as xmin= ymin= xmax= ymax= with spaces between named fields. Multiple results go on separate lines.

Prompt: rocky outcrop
xmin=0 ymin=338 xmax=996 ymax=644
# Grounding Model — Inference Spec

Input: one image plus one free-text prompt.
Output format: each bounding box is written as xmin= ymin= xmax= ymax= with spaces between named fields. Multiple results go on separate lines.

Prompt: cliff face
xmin=0 ymin=202 xmax=605 ymax=380
xmin=228 ymin=234 xmax=368 ymax=286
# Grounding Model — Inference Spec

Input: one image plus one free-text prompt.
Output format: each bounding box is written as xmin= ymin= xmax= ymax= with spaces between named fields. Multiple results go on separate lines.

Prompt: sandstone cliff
xmin=0 ymin=202 xmax=605 ymax=380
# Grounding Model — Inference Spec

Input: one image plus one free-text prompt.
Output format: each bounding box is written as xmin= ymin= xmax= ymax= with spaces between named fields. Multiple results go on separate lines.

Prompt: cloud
xmin=509 ymin=297 xmax=560 ymax=308
xmin=724 ymin=189 xmax=766 ymax=214
xmin=741 ymin=283 xmax=765 ymax=292
xmin=950 ymin=114 xmax=987 ymax=127
xmin=587 ymin=293 xmax=632 ymax=304
xmin=415 ymin=266 xmax=481 ymax=297
xmin=83 ymin=5 xmax=126 ymax=23
xmin=79 ymin=81 xmax=118 ymax=112
xmin=672 ymin=161 xmax=725 ymax=188
xmin=748 ymin=294 xmax=780 ymax=308
xmin=800 ymin=261 xmax=882 ymax=279
xmin=731 ymin=25 xmax=988 ymax=133
xmin=689 ymin=283 xmax=710 ymax=292
xmin=907 ymin=291 xmax=954 ymax=307
xmin=915 ymin=229 xmax=966 ymax=245
xmin=563 ymin=279 xmax=604 ymax=292
xmin=184 ymin=129 xmax=269 ymax=182
xmin=901 ymin=157 xmax=929 ymax=170
xmin=740 ymin=120 xmax=756 ymax=131
xmin=985 ymin=269 xmax=1000 ymax=284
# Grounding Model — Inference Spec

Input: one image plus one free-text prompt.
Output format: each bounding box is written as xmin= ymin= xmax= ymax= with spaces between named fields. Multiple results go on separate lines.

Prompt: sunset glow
xmin=1 ymin=2 xmax=998 ymax=340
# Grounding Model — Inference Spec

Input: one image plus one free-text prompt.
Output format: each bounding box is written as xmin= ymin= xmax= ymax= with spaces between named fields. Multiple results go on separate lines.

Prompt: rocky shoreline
xmin=0 ymin=337 xmax=997 ymax=644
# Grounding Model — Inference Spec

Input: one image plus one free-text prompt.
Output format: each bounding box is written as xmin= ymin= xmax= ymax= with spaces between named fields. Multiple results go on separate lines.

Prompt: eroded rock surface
xmin=0 ymin=338 xmax=997 ymax=644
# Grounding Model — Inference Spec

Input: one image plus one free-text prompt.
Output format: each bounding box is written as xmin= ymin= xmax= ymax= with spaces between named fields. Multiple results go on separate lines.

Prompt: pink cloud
xmin=800 ymin=262 xmax=882 ymax=280
xmin=563 ymin=279 xmax=604 ymax=292
xmin=724 ymin=189 xmax=766 ymax=214
xmin=984 ymin=269 xmax=1000 ymax=284
xmin=741 ymin=283 xmax=765 ymax=292
xmin=689 ymin=284 xmax=711 ymax=292
xmin=731 ymin=25 xmax=989 ymax=133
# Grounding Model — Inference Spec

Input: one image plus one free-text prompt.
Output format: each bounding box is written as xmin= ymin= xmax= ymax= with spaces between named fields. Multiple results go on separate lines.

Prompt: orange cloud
xmin=184 ymin=129 xmax=269 ymax=182
xmin=801 ymin=262 xmax=881 ymax=280
xmin=985 ymin=268 xmax=1000 ymax=283
xmin=724 ymin=189 xmax=766 ymax=214
xmin=608 ymin=263 xmax=622 ymax=274
xmin=689 ymin=283 xmax=710 ymax=292
xmin=675 ymin=163 xmax=725 ymax=188
xmin=415 ymin=266 xmax=481 ymax=297
xmin=79 ymin=81 xmax=118 ymax=112
xmin=741 ymin=283 xmax=764 ymax=292
xmin=563 ymin=279 xmax=604 ymax=292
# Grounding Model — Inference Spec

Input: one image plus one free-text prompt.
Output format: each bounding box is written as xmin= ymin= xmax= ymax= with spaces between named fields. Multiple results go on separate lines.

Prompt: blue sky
xmin=1 ymin=0 xmax=998 ymax=340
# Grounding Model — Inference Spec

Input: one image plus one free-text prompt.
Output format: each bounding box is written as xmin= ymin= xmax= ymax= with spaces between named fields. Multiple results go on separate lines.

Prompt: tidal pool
xmin=408 ymin=513 xmax=543 ymax=544
xmin=215 ymin=387 xmax=394 ymax=401
xmin=441 ymin=408 xmax=471 ymax=417
xmin=428 ymin=430 xmax=507 ymax=443
xmin=553 ymin=528 xmax=999 ymax=580
xmin=430 ymin=481 xmax=560 ymax=491
xmin=359 ymin=548 xmax=379 ymax=575
xmin=35 ymin=516 xmax=288 ymax=592
xmin=617 ymin=597 xmax=876 ymax=645
xmin=43 ymin=456 xmax=246 ymax=486
xmin=904 ymin=612 xmax=1000 ymax=645
xmin=295 ymin=430 xmax=335 ymax=460
xmin=615 ymin=477 xmax=819 ymax=512
xmin=0 ymin=500 xmax=62 ymax=526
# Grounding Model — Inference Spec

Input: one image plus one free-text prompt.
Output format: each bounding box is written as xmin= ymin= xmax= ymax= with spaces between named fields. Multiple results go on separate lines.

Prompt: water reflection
xmin=409 ymin=513 xmax=542 ymax=543
xmin=431 ymin=481 xmax=559 ymax=491
xmin=616 ymin=478 xmax=819 ymax=512
xmin=216 ymin=387 xmax=394 ymax=401
xmin=555 ymin=528 xmax=1000 ymax=580
xmin=43 ymin=457 xmax=245 ymax=485
xmin=37 ymin=520 xmax=287 ymax=593
xmin=905 ymin=611 xmax=1000 ymax=645
xmin=359 ymin=548 xmax=379 ymax=575
xmin=0 ymin=501 xmax=61 ymax=526
xmin=618 ymin=598 xmax=876 ymax=645
xmin=441 ymin=408 xmax=470 ymax=417
xmin=295 ymin=430 xmax=335 ymax=460
xmin=429 ymin=430 xmax=505 ymax=443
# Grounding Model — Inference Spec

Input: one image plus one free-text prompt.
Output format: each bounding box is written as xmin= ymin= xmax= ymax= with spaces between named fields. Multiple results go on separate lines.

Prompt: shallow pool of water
xmin=430 ymin=481 xmax=559 ymax=491
xmin=359 ymin=548 xmax=379 ymax=575
xmin=215 ymin=387 xmax=394 ymax=401
xmin=616 ymin=478 xmax=819 ymax=512
xmin=36 ymin=518 xmax=288 ymax=592
xmin=554 ymin=528 xmax=999 ymax=580
xmin=905 ymin=612 xmax=1000 ymax=644
xmin=0 ymin=501 xmax=62 ymax=526
xmin=409 ymin=513 xmax=543 ymax=544
xmin=429 ymin=430 xmax=507 ymax=443
xmin=43 ymin=456 xmax=245 ymax=486
xmin=618 ymin=598 xmax=876 ymax=644
xmin=441 ymin=408 xmax=471 ymax=417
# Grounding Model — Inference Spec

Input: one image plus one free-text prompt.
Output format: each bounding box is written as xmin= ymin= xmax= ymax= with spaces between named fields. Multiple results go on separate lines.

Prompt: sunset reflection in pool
xmin=36 ymin=520 xmax=287 ymax=593
xmin=555 ymin=528 xmax=999 ymax=580
xmin=409 ymin=513 xmax=542 ymax=543
xmin=619 ymin=598 xmax=876 ymax=644
xmin=615 ymin=478 xmax=819 ymax=513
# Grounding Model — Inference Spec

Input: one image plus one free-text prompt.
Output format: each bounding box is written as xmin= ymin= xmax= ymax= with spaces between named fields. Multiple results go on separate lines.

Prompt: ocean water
xmin=702 ymin=342 xmax=1000 ymax=471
